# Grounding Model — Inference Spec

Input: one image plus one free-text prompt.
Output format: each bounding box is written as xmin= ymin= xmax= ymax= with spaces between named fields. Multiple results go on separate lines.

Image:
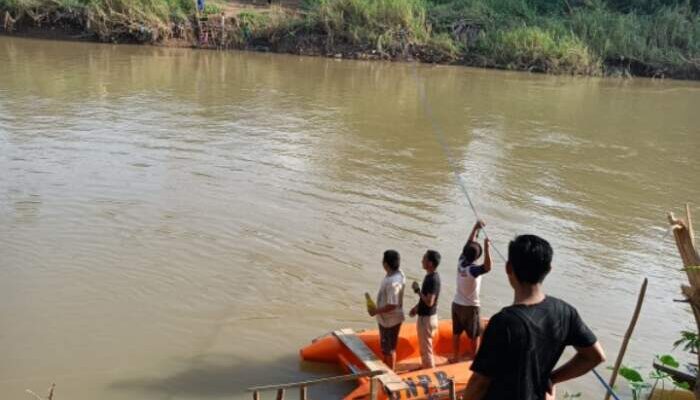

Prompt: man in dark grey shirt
xmin=464 ymin=235 xmax=606 ymax=400
xmin=410 ymin=250 xmax=441 ymax=369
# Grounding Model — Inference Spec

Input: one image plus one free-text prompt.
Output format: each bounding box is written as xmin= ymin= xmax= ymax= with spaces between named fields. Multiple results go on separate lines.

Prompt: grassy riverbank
xmin=0 ymin=0 xmax=196 ymax=42
xmin=2 ymin=0 xmax=699 ymax=78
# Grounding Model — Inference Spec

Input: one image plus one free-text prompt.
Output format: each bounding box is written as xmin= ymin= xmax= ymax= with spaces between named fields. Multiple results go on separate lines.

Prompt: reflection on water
xmin=1 ymin=36 xmax=699 ymax=399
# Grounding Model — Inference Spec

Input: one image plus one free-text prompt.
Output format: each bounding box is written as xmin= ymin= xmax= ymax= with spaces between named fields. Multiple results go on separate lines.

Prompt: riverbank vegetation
xmin=0 ymin=0 xmax=196 ymax=42
xmin=2 ymin=0 xmax=699 ymax=78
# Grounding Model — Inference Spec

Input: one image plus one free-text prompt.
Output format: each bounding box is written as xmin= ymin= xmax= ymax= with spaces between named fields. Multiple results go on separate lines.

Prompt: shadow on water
xmin=109 ymin=354 xmax=352 ymax=399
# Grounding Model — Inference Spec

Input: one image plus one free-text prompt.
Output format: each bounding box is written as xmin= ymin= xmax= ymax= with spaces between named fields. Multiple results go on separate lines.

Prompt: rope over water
xmin=412 ymin=65 xmax=506 ymax=262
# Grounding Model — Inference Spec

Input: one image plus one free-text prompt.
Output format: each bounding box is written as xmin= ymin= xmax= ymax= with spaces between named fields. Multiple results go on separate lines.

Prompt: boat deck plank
xmin=333 ymin=329 xmax=408 ymax=393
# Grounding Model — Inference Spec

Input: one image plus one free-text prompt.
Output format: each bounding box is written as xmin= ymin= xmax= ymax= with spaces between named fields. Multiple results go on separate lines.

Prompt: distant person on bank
xmin=409 ymin=250 xmax=442 ymax=369
xmin=451 ymin=219 xmax=492 ymax=362
xmin=463 ymin=235 xmax=606 ymax=400
xmin=368 ymin=250 xmax=406 ymax=370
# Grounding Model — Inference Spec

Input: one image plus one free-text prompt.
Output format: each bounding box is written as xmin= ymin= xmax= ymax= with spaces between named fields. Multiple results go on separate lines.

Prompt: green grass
xmin=308 ymin=0 xmax=431 ymax=52
xmin=1 ymin=0 xmax=194 ymax=42
xmin=568 ymin=3 xmax=700 ymax=76
xmin=425 ymin=0 xmax=700 ymax=77
xmin=473 ymin=26 xmax=602 ymax=74
xmin=227 ymin=8 xmax=307 ymax=47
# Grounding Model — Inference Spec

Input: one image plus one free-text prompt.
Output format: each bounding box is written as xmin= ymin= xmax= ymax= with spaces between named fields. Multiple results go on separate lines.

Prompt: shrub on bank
xmin=473 ymin=26 xmax=602 ymax=74
xmin=0 ymin=0 xmax=194 ymax=41
xmin=569 ymin=4 xmax=700 ymax=77
xmin=308 ymin=0 xmax=429 ymax=53
xmin=228 ymin=8 xmax=307 ymax=47
xmin=424 ymin=0 xmax=699 ymax=77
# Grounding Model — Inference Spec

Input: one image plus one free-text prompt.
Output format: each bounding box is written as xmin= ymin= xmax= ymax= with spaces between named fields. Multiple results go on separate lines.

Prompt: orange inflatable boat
xmin=300 ymin=320 xmax=482 ymax=400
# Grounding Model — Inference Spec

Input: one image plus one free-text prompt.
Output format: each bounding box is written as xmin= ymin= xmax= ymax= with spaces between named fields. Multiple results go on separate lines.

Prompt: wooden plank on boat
xmin=333 ymin=329 xmax=408 ymax=393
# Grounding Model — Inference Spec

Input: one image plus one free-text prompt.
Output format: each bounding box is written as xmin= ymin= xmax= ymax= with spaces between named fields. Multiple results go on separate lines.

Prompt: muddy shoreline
xmin=1 ymin=16 xmax=444 ymax=63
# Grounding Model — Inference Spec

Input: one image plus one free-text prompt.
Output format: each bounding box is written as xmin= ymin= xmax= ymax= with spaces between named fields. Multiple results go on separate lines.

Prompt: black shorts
xmin=452 ymin=302 xmax=480 ymax=339
xmin=379 ymin=323 xmax=402 ymax=356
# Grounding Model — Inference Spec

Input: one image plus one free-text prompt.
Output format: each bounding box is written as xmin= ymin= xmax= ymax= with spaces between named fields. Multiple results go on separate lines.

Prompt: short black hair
xmin=383 ymin=250 xmax=401 ymax=271
xmin=462 ymin=241 xmax=483 ymax=264
xmin=425 ymin=250 xmax=441 ymax=268
xmin=508 ymin=235 xmax=552 ymax=284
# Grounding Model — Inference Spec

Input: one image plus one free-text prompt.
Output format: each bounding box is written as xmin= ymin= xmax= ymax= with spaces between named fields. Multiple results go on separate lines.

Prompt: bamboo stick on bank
xmin=604 ymin=278 xmax=648 ymax=400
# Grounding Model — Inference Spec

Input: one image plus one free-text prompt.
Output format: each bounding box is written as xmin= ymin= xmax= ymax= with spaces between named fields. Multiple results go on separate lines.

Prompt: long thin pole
xmin=604 ymin=278 xmax=648 ymax=400
xmin=248 ymin=370 xmax=383 ymax=391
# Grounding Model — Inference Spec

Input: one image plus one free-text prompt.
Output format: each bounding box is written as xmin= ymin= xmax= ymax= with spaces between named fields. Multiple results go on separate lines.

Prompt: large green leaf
xmin=657 ymin=354 xmax=680 ymax=368
xmin=619 ymin=366 xmax=644 ymax=382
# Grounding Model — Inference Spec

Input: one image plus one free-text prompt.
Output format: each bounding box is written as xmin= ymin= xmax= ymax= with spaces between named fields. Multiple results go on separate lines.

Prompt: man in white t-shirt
xmin=369 ymin=249 xmax=405 ymax=370
xmin=451 ymin=220 xmax=492 ymax=362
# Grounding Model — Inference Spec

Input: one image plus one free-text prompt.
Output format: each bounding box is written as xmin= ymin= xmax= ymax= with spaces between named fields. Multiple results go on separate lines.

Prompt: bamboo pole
xmin=670 ymin=206 xmax=700 ymax=286
xmin=687 ymin=204 xmax=695 ymax=243
xmin=604 ymin=278 xmax=648 ymax=400
xmin=668 ymin=205 xmax=700 ymax=399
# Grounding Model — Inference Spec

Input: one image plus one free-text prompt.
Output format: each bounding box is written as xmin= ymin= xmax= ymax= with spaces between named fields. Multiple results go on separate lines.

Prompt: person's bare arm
xmin=418 ymin=292 xmax=436 ymax=308
xmin=467 ymin=220 xmax=485 ymax=244
xmin=550 ymin=342 xmax=606 ymax=385
xmin=409 ymin=292 xmax=436 ymax=317
xmin=482 ymin=238 xmax=492 ymax=273
xmin=462 ymin=372 xmax=491 ymax=400
xmin=370 ymin=304 xmax=397 ymax=316
xmin=411 ymin=281 xmax=436 ymax=309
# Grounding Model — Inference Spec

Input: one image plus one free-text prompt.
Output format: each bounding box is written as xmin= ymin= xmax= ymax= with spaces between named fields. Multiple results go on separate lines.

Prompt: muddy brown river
xmin=1 ymin=36 xmax=699 ymax=399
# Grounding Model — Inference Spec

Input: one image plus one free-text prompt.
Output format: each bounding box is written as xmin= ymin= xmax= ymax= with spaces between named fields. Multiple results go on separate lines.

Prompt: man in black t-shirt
xmin=410 ymin=250 xmax=441 ymax=369
xmin=464 ymin=235 xmax=606 ymax=400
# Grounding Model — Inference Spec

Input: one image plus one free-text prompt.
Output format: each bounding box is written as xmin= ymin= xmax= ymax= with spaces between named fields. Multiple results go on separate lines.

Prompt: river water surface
xmin=1 ymin=36 xmax=699 ymax=399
